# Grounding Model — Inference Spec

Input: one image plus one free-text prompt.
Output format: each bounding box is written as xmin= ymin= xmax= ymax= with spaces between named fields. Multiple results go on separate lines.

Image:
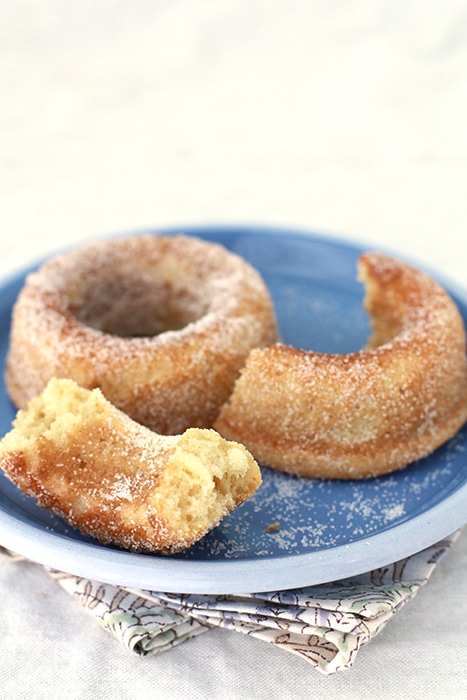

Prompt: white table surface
xmin=1 ymin=2 xmax=466 ymax=698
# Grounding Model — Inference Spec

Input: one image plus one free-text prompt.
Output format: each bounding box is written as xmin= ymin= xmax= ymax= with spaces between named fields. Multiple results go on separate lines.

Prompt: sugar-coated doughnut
xmin=214 ymin=252 xmax=467 ymax=479
xmin=0 ymin=378 xmax=262 ymax=553
xmin=5 ymin=234 xmax=279 ymax=434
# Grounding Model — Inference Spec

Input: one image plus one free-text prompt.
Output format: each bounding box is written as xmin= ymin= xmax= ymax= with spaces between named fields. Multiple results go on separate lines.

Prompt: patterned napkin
xmin=1 ymin=531 xmax=460 ymax=675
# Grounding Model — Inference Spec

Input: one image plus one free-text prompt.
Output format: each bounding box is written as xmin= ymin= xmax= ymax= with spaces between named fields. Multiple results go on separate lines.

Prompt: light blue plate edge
xmin=0 ymin=224 xmax=466 ymax=593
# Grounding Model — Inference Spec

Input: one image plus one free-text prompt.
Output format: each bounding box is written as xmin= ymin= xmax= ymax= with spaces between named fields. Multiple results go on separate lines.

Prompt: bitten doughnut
xmin=5 ymin=234 xmax=278 ymax=434
xmin=0 ymin=378 xmax=262 ymax=553
xmin=214 ymin=252 xmax=467 ymax=479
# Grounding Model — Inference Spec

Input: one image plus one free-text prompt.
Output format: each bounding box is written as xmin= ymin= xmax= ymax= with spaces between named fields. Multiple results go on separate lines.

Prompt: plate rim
xmin=1 ymin=224 xmax=466 ymax=593
xmin=0 ymin=483 xmax=464 ymax=593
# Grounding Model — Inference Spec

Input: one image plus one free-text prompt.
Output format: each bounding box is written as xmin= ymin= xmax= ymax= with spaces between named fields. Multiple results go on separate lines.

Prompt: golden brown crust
xmin=214 ymin=252 xmax=467 ymax=479
xmin=0 ymin=378 xmax=262 ymax=553
xmin=5 ymin=234 xmax=279 ymax=434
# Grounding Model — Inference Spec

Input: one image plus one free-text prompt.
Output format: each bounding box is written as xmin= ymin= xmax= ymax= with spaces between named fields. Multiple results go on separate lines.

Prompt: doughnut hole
xmin=71 ymin=263 xmax=210 ymax=337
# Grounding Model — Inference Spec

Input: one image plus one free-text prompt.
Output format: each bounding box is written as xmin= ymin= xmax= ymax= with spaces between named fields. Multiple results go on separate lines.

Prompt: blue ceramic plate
xmin=1 ymin=226 xmax=466 ymax=593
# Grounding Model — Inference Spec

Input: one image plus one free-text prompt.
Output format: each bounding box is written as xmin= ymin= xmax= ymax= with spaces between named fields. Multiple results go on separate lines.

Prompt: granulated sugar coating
xmin=215 ymin=252 xmax=467 ymax=479
xmin=0 ymin=378 xmax=262 ymax=553
xmin=5 ymin=234 xmax=279 ymax=434
xmin=1 ymin=231 xmax=466 ymax=573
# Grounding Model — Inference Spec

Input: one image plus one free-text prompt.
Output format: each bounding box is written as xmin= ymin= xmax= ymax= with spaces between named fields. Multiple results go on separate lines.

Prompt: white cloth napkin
xmin=2 ymin=531 xmax=459 ymax=675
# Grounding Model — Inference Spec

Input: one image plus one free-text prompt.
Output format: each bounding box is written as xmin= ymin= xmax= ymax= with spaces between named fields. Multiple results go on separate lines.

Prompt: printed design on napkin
xmin=0 ymin=532 xmax=460 ymax=674
xmin=130 ymin=533 xmax=459 ymax=674
xmin=48 ymin=571 xmax=210 ymax=655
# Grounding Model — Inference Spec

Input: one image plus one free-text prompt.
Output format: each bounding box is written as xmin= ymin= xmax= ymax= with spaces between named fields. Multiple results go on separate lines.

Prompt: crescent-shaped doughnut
xmin=214 ymin=252 xmax=467 ymax=479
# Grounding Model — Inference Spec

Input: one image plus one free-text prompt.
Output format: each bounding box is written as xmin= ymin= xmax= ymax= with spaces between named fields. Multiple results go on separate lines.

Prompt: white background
xmin=1 ymin=2 xmax=466 ymax=698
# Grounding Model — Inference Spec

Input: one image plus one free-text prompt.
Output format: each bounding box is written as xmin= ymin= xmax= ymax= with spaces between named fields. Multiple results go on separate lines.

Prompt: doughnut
xmin=214 ymin=252 xmax=467 ymax=479
xmin=0 ymin=378 xmax=262 ymax=554
xmin=5 ymin=234 xmax=279 ymax=434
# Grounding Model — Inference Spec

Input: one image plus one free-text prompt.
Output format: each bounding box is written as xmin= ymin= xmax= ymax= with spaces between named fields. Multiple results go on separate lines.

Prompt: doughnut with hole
xmin=5 ymin=234 xmax=279 ymax=434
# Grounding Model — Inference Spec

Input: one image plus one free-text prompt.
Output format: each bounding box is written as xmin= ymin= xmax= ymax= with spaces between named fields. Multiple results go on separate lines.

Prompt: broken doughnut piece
xmin=0 ymin=378 xmax=262 ymax=553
